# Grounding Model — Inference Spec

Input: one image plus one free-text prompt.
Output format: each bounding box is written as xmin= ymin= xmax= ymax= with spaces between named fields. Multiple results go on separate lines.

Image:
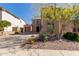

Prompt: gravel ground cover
xmin=30 ymin=40 xmax=79 ymax=51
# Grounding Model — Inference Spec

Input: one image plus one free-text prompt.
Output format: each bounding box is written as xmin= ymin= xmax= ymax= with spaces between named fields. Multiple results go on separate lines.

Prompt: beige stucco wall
xmin=53 ymin=20 xmax=61 ymax=34
xmin=41 ymin=19 xmax=48 ymax=32
xmin=63 ymin=22 xmax=74 ymax=33
xmin=41 ymin=19 xmax=74 ymax=34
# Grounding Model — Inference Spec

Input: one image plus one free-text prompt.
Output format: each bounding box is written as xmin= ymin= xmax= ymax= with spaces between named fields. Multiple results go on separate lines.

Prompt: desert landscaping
xmin=0 ymin=34 xmax=79 ymax=56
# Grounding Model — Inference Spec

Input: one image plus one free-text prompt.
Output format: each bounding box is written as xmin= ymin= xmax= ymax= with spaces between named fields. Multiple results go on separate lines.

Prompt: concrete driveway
xmin=0 ymin=34 xmax=38 ymax=48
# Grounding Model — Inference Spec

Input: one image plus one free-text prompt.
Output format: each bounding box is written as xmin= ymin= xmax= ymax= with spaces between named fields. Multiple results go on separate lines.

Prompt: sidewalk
xmin=26 ymin=49 xmax=79 ymax=56
xmin=0 ymin=48 xmax=79 ymax=56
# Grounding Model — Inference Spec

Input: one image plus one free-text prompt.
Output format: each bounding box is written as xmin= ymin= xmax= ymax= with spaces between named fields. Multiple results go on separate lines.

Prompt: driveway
xmin=0 ymin=34 xmax=38 ymax=48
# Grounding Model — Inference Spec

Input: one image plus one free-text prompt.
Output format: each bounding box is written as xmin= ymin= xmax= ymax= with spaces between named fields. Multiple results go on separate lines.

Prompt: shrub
xmin=26 ymin=37 xmax=36 ymax=44
xmin=14 ymin=32 xmax=19 ymax=34
xmin=31 ymin=35 xmax=35 ymax=37
xmin=20 ymin=37 xmax=36 ymax=47
xmin=38 ymin=32 xmax=48 ymax=42
xmin=63 ymin=32 xmax=79 ymax=42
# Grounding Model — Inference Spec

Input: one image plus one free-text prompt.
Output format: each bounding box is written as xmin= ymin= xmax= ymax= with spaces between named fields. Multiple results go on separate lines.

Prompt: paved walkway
xmin=0 ymin=48 xmax=79 ymax=56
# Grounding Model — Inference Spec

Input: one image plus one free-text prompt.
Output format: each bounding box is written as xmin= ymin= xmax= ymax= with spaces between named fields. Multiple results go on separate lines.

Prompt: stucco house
xmin=32 ymin=18 xmax=41 ymax=33
xmin=24 ymin=24 xmax=32 ymax=32
xmin=0 ymin=7 xmax=26 ymax=34
xmin=32 ymin=18 xmax=79 ymax=35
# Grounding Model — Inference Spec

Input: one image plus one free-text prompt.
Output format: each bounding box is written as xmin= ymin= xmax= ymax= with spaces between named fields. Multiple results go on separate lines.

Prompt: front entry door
xmin=36 ymin=26 xmax=40 ymax=32
xmin=20 ymin=28 xmax=23 ymax=32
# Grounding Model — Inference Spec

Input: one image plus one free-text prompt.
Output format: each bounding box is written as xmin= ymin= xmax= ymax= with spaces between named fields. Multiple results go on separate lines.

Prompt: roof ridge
xmin=0 ymin=7 xmax=20 ymax=19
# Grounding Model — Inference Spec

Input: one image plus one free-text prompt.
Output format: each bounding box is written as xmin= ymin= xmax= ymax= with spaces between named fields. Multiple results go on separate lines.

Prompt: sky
xmin=0 ymin=3 xmax=33 ymax=24
xmin=32 ymin=3 xmax=75 ymax=18
xmin=0 ymin=3 xmax=77 ymax=24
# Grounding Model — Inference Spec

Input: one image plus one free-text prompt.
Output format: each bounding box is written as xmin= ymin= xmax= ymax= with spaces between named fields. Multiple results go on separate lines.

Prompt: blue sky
xmin=0 ymin=3 xmax=33 ymax=24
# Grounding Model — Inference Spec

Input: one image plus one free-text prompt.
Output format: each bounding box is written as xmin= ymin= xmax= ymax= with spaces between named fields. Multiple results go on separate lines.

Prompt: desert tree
xmin=41 ymin=4 xmax=74 ymax=40
xmin=0 ymin=20 xmax=11 ymax=34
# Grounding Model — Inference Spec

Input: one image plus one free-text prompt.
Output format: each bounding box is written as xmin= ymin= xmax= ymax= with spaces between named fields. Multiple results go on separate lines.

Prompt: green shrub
xmin=63 ymin=32 xmax=79 ymax=42
xmin=26 ymin=37 xmax=36 ymax=44
xmin=39 ymin=32 xmax=48 ymax=42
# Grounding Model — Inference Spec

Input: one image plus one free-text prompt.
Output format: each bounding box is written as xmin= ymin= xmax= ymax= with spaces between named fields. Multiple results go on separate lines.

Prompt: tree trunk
xmin=59 ymin=30 xmax=63 ymax=41
xmin=58 ymin=25 xmax=63 ymax=41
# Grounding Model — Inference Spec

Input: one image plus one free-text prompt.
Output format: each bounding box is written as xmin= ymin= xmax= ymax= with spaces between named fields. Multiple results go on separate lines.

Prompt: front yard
xmin=0 ymin=34 xmax=79 ymax=55
xmin=0 ymin=34 xmax=79 ymax=51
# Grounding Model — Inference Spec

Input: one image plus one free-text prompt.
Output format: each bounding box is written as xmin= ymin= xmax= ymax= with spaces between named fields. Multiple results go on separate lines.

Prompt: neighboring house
xmin=0 ymin=7 xmax=26 ymax=34
xmin=24 ymin=24 xmax=32 ymax=32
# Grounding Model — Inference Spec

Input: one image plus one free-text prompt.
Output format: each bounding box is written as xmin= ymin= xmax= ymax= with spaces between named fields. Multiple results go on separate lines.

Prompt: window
xmin=47 ymin=24 xmax=53 ymax=33
xmin=12 ymin=27 xmax=17 ymax=31
xmin=78 ymin=28 xmax=79 ymax=32
xmin=73 ymin=28 xmax=76 ymax=32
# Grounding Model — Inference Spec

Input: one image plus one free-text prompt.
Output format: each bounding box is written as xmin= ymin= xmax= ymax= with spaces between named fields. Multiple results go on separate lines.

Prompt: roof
xmin=0 ymin=7 xmax=20 ymax=19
